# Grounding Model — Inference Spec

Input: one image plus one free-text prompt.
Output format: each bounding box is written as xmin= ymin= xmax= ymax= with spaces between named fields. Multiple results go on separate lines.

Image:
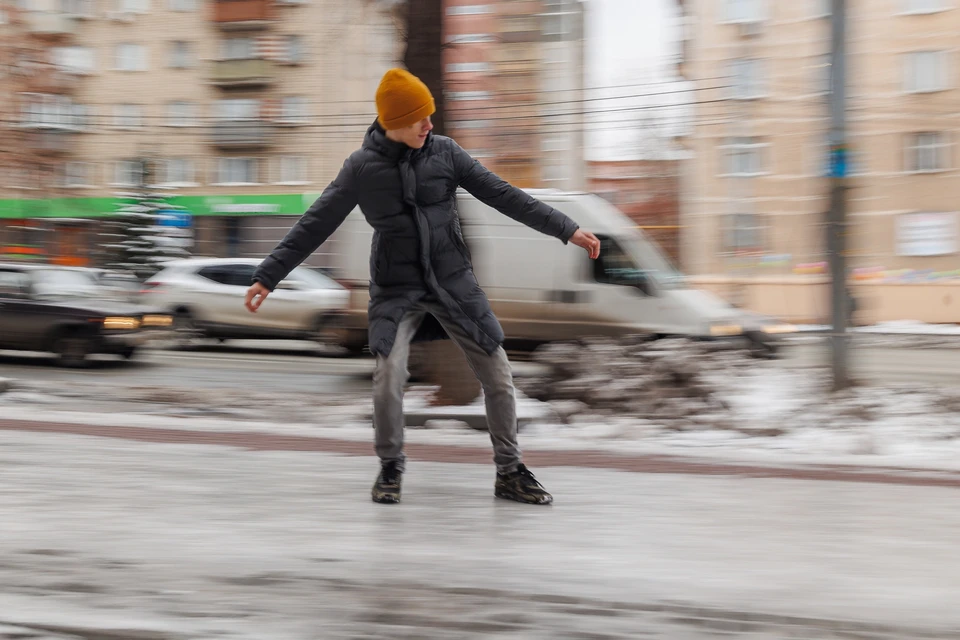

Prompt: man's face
xmin=388 ymin=117 xmax=433 ymax=149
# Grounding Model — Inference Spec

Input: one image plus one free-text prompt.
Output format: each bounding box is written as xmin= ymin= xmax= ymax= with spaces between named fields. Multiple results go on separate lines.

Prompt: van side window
xmin=592 ymin=236 xmax=650 ymax=294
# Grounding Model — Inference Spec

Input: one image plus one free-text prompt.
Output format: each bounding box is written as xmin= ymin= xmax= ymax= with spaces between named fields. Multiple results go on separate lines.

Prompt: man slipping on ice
xmin=245 ymin=68 xmax=601 ymax=505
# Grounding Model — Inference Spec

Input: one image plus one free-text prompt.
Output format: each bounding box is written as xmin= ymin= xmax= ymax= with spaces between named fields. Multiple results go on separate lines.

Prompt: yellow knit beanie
xmin=376 ymin=68 xmax=436 ymax=131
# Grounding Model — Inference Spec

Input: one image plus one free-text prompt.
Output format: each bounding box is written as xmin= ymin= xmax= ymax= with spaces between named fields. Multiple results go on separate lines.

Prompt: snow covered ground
xmin=4 ymin=348 xmax=960 ymax=473
xmin=791 ymin=320 xmax=960 ymax=349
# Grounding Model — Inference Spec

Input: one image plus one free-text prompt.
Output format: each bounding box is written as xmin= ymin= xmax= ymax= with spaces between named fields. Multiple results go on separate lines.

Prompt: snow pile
xmin=517 ymin=337 xmax=764 ymax=433
xmin=511 ymin=336 xmax=960 ymax=467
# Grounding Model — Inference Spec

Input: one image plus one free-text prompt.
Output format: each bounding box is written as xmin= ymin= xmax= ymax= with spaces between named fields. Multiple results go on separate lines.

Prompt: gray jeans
xmin=373 ymin=300 xmax=522 ymax=474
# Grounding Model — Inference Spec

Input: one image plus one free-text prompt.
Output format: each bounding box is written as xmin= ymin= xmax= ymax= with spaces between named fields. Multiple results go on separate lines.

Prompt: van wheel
xmin=55 ymin=332 xmax=95 ymax=368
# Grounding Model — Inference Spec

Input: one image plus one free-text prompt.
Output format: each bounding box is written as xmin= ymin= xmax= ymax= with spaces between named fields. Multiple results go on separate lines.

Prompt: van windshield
xmin=595 ymin=235 xmax=685 ymax=290
xmin=623 ymin=234 xmax=686 ymax=289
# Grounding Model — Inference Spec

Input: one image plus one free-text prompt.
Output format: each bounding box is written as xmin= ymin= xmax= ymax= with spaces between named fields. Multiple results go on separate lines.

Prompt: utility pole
xmin=827 ymin=0 xmax=849 ymax=390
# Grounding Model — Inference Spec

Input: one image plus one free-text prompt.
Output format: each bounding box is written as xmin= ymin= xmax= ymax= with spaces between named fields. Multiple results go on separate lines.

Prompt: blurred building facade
xmin=678 ymin=0 xmax=960 ymax=282
xmin=587 ymin=158 xmax=680 ymax=264
xmin=0 ymin=0 xmax=401 ymax=266
xmin=442 ymin=0 xmax=586 ymax=190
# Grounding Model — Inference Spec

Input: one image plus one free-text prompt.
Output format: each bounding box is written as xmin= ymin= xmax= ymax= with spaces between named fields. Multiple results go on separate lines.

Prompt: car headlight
xmin=142 ymin=314 xmax=173 ymax=328
xmin=761 ymin=323 xmax=797 ymax=335
xmin=103 ymin=316 xmax=141 ymax=330
xmin=709 ymin=323 xmax=743 ymax=337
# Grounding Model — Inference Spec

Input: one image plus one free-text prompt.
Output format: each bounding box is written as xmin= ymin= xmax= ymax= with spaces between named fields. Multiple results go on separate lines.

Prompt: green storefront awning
xmin=0 ymin=194 xmax=313 ymax=219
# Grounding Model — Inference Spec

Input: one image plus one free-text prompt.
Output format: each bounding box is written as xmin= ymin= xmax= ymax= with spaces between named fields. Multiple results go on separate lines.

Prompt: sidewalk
xmin=1 ymin=429 xmax=959 ymax=639
xmin=4 ymin=415 xmax=960 ymax=489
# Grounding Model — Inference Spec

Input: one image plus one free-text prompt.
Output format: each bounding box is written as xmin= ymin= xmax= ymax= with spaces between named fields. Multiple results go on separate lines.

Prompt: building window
xmin=446 ymin=33 xmax=495 ymax=44
xmin=446 ymin=4 xmax=491 ymax=15
xmin=218 ymin=158 xmax=259 ymax=184
xmin=117 ymin=0 xmax=148 ymax=12
xmin=224 ymin=217 xmax=243 ymax=258
xmin=216 ymin=99 xmax=260 ymax=121
xmin=21 ymin=94 xmax=89 ymax=129
xmin=542 ymin=163 xmax=566 ymax=183
xmin=454 ymin=119 xmax=490 ymax=130
xmin=62 ymin=162 xmax=95 ymax=187
xmin=542 ymin=136 xmax=567 ymax=152
xmin=722 ymin=213 xmax=765 ymax=252
xmin=904 ymin=51 xmax=950 ymax=92
xmin=284 ymin=35 xmax=304 ymax=63
xmin=446 ymin=62 xmax=491 ymax=73
xmin=720 ymin=137 xmax=768 ymax=176
xmin=813 ymin=54 xmax=831 ymax=94
xmin=114 ymin=160 xmax=145 ymax=187
xmin=113 ymin=104 xmax=142 ymax=129
xmin=543 ymin=0 xmax=575 ymax=37
xmin=900 ymin=0 xmax=949 ymax=14
xmin=166 ymin=100 xmax=196 ymax=126
xmin=728 ymin=58 xmax=766 ymax=99
xmin=721 ymin=0 xmax=765 ymax=23
xmin=162 ymin=158 xmax=195 ymax=185
xmin=276 ymin=156 xmax=307 ymax=183
xmin=59 ymin=0 xmax=94 ymax=16
xmin=169 ymin=41 xmax=192 ymax=68
xmin=279 ymin=96 xmax=307 ymax=123
xmin=448 ymin=90 xmax=492 ymax=101
xmin=221 ymin=38 xmax=255 ymax=60
xmin=168 ymin=0 xmax=194 ymax=11
xmin=52 ymin=46 xmax=96 ymax=74
xmin=114 ymin=43 xmax=147 ymax=71
xmin=907 ymin=132 xmax=950 ymax=172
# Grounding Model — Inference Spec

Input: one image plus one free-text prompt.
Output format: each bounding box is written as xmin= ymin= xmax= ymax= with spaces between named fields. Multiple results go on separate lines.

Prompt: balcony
xmin=24 ymin=12 xmax=78 ymax=37
xmin=211 ymin=120 xmax=274 ymax=149
xmin=25 ymin=130 xmax=77 ymax=155
xmin=25 ymin=70 xmax=82 ymax=94
xmin=212 ymin=0 xmax=272 ymax=30
xmin=210 ymin=58 xmax=275 ymax=88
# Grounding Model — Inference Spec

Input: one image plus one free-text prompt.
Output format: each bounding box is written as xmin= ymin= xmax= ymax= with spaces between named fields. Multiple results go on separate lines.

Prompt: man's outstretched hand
xmin=245 ymin=281 xmax=271 ymax=313
xmin=570 ymin=229 xmax=601 ymax=259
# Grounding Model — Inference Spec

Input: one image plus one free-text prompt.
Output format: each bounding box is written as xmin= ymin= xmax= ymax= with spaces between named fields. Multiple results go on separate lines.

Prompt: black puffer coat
xmin=253 ymin=121 xmax=580 ymax=357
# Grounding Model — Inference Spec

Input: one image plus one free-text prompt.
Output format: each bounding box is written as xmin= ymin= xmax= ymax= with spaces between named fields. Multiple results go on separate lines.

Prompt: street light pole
xmin=827 ymin=0 xmax=849 ymax=390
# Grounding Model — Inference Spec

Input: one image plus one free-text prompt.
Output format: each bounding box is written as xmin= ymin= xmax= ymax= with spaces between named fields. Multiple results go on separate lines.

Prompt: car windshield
xmin=30 ymin=269 xmax=102 ymax=299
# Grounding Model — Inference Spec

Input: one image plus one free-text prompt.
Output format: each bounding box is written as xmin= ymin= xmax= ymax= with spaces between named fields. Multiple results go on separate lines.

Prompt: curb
xmin=2 ymin=417 xmax=960 ymax=489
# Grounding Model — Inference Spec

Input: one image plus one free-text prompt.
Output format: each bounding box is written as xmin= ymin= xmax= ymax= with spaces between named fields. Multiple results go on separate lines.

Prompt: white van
xmin=329 ymin=189 xmax=793 ymax=355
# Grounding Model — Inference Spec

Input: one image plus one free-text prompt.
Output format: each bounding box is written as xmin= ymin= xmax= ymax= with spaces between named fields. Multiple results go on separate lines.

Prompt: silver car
xmin=141 ymin=258 xmax=349 ymax=345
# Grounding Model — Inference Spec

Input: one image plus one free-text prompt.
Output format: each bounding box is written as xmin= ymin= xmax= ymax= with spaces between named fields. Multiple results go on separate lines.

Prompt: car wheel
xmin=311 ymin=314 xmax=342 ymax=346
xmin=173 ymin=310 xmax=202 ymax=348
xmin=55 ymin=332 xmax=95 ymax=368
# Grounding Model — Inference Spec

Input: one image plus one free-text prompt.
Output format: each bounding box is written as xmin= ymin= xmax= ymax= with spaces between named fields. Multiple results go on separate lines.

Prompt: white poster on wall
xmin=896 ymin=212 xmax=959 ymax=257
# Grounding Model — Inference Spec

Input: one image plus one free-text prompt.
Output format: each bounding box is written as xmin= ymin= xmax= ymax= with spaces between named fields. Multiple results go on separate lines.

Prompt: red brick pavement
xmin=2 ymin=417 xmax=960 ymax=489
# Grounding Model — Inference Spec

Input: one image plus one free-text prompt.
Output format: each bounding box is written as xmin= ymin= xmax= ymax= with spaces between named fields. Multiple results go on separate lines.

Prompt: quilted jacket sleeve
xmin=253 ymin=158 xmax=358 ymax=291
xmin=451 ymin=141 xmax=579 ymax=244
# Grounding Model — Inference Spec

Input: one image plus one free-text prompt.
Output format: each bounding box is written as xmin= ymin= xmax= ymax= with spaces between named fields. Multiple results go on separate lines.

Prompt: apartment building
xmin=679 ymin=0 xmax=960 ymax=280
xmin=442 ymin=0 xmax=585 ymax=190
xmin=0 ymin=0 xmax=401 ymax=266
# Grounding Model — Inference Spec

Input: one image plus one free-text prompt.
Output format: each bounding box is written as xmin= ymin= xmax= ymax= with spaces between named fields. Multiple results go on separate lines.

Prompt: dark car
xmin=0 ymin=263 xmax=173 ymax=366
